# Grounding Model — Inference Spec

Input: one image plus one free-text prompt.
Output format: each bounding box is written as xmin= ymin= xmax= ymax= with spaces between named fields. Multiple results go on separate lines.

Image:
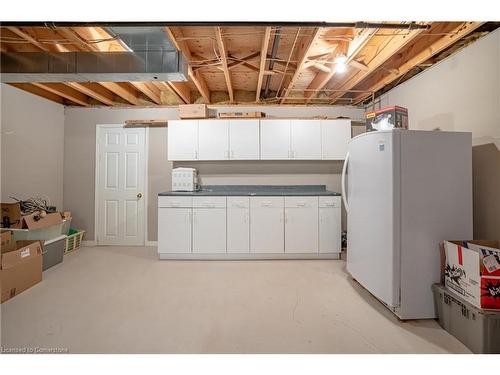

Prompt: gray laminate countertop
xmin=159 ymin=185 xmax=340 ymax=197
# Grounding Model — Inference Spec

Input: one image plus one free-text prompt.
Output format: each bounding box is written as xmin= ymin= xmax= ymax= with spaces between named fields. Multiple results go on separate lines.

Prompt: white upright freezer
xmin=342 ymin=129 xmax=472 ymax=319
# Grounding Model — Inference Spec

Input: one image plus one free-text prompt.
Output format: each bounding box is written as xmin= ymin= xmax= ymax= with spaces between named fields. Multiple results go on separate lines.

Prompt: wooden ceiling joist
xmin=214 ymin=27 xmax=234 ymax=103
xmin=351 ymin=22 xmax=485 ymax=104
xmin=304 ymin=28 xmax=376 ymax=103
xmin=9 ymin=83 xmax=65 ymax=104
xmin=256 ymin=27 xmax=272 ymax=102
xmin=280 ymin=28 xmax=322 ymax=104
xmin=31 ymin=83 xmax=90 ymax=106
xmin=165 ymin=27 xmax=211 ymax=103
xmin=131 ymin=82 xmax=161 ymax=104
xmin=166 ymin=82 xmax=192 ymax=104
xmin=66 ymin=82 xmax=115 ymax=105
xmin=328 ymin=25 xmax=428 ymax=104
xmin=100 ymin=82 xmax=140 ymax=105
xmin=6 ymin=27 xmax=47 ymax=51
xmin=1 ymin=23 xmax=494 ymax=107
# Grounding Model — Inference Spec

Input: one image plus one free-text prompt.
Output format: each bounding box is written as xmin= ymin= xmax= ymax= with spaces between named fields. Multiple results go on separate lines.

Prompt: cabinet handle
xmin=284 ymin=211 xmax=288 ymax=223
xmin=193 ymin=211 xmax=197 ymax=223
xmin=231 ymin=150 xmax=234 ymax=159
xmin=244 ymin=212 xmax=249 ymax=223
xmin=194 ymin=150 xmax=198 ymax=159
xmin=292 ymin=150 xmax=296 ymax=159
xmin=297 ymin=202 xmax=306 ymax=206
xmin=288 ymin=150 xmax=291 ymax=158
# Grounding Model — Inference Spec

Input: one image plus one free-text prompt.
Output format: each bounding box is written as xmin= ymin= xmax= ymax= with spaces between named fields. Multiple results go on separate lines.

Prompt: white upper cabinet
xmin=229 ymin=119 xmax=260 ymax=160
xmin=168 ymin=120 xmax=198 ymax=161
xmin=290 ymin=120 xmax=322 ymax=160
xmin=321 ymin=119 xmax=351 ymax=160
xmin=260 ymin=119 xmax=291 ymax=160
xmin=167 ymin=118 xmax=351 ymax=161
xmin=198 ymin=119 xmax=229 ymax=160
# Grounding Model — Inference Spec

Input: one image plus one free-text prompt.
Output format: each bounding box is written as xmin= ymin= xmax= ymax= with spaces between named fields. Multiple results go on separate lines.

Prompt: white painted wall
xmin=376 ymin=28 xmax=500 ymax=147
xmin=375 ymin=29 xmax=500 ymax=239
xmin=64 ymin=105 xmax=364 ymax=241
xmin=1 ymin=84 xmax=65 ymax=210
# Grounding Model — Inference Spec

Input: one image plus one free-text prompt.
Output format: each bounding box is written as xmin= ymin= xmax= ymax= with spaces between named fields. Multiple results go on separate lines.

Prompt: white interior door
xmin=290 ymin=120 xmax=321 ymax=159
xmin=97 ymin=125 xmax=146 ymax=246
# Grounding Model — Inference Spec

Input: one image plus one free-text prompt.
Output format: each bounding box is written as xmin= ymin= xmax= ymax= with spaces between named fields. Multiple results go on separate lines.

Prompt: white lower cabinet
xmin=319 ymin=197 xmax=341 ymax=253
xmin=250 ymin=197 xmax=284 ymax=253
xmin=284 ymin=197 xmax=319 ymax=253
xmin=157 ymin=208 xmax=192 ymax=254
xmin=227 ymin=197 xmax=250 ymax=253
xmin=192 ymin=208 xmax=226 ymax=253
xmin=192 ymin=197 xmax=226 ymax=253
xmin=158 ymin=194 xmax=340 ymax=258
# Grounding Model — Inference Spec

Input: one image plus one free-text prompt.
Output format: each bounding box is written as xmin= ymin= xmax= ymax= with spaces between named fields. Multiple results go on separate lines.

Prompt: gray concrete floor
xmin=0 ymin=246 xmax=470 ymax=354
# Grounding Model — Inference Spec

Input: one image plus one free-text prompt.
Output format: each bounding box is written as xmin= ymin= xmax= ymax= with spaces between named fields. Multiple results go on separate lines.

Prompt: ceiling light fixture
xmin=334 ymin=53 xmax=347 ymax=73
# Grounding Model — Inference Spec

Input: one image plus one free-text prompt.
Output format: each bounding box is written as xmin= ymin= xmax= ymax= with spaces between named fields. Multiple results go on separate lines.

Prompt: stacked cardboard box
xmin=1 ymin=230 xmax=43 ymax=303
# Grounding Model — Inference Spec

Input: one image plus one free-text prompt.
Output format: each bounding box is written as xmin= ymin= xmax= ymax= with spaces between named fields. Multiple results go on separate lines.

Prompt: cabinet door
xmin=167 ymin=120 xmax=198 ymax=160
xmin=227 ymin=208 xmax=250 ymax=253
xmin=284 ymin=198 xmax=319 ymax=253
xmin=198 ymin=120 xmax=229 ymax=160
xmin=157 ymin=208 xmax=192 ymax=254
xmin=229 ymin=119 xmax=260 ymax=160
xmin=260 ymin=120 xmax=291 ymax=160
xmin=192 ymin=208 xmax=226 ymax=253
xmin=321 ymin=119 xmax=351 ymax=160
xmin=250 ymin=197 xmax=284 ymax=253
xmin=319 ymin=207 xmax=341 ymax=253
xmin=290 ymin=120 xmax=321 ymax=160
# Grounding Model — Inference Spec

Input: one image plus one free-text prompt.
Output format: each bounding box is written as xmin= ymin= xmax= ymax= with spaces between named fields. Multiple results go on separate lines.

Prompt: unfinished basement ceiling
xmin=0 ymin=22 xmax=496 ymax=107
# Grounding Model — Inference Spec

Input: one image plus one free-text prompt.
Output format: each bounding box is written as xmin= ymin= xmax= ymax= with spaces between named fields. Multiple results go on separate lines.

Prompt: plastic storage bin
xmin=42 ymin=235 xmax=66 ymax=271
xmin=432 ymin=283 xmax=500 ymax=353
xmin=64 ymin=229 xmax=85 ymax=254
xmin=10 ymin=219 xmax=68 ymax=241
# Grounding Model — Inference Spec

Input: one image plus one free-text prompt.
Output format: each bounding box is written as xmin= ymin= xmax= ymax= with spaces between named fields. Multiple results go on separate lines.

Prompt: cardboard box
xmin=1 ymin=230 xmax=43 ymax=303
xmin=365 ymin=106 xmax=408 ymax=132
xmin=22 ymin=212 xmax=63 ymax=230
xmin=443 ymin=240 xmax=500 ymax=310
xmin=1 ymin=202 xmax=22 ymax=228
xmin=218 ymin=111 xmax=265 ymax=119
xmin=178 ymin=104 xmax=208 ymax=119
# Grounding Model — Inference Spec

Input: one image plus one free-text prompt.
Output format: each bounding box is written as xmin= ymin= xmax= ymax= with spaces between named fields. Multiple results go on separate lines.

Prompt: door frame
xmin=94 ymin=124 xmax=149 ymax=246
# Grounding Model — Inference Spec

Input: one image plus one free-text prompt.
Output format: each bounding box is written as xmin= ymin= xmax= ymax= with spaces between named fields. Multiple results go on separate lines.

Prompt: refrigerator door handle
xmin=341 ymin=151 xmax=350 ymax=213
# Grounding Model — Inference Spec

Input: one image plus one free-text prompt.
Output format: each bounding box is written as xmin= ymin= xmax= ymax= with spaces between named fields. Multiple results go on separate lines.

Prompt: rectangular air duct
xmin=0 ymin=50 xmax=188 ymax=82
xmin=0 ymin=27 xmax=188 ymax=82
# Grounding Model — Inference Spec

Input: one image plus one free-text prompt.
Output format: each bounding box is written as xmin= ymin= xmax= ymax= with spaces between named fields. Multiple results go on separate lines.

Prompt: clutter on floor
xmin=433 ymin=240 xmax=500 ymax=353
xmin=1 ymin=196 xmax=85 ymax=303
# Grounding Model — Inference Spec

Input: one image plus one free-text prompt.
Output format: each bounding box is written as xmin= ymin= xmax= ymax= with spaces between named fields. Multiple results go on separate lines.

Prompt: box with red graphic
xmin=443 ymin=240 xmax=500 ymax=310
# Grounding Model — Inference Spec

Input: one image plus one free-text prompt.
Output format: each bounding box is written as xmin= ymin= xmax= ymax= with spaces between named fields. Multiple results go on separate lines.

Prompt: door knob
xmin=137 ymin=192 xmax=143 ymax=198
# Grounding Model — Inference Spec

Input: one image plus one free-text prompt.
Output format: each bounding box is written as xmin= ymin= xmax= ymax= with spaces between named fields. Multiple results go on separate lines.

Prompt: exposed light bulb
xmin=334 ymin=54 xmax=347 ymax=65
xmin=334 ymin=53 xmax=347 ymax=73
xmin=335 ymin=62 xmax=347 ymax=73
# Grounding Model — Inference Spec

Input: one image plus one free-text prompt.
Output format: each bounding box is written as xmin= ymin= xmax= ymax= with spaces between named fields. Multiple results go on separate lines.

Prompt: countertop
xmin=159 ymin=185 xmax=340 ymax=197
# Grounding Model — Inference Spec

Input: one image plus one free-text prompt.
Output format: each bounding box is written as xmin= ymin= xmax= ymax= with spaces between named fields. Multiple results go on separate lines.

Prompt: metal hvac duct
xmin=0 ymin=26 xmax=188 ymax=82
